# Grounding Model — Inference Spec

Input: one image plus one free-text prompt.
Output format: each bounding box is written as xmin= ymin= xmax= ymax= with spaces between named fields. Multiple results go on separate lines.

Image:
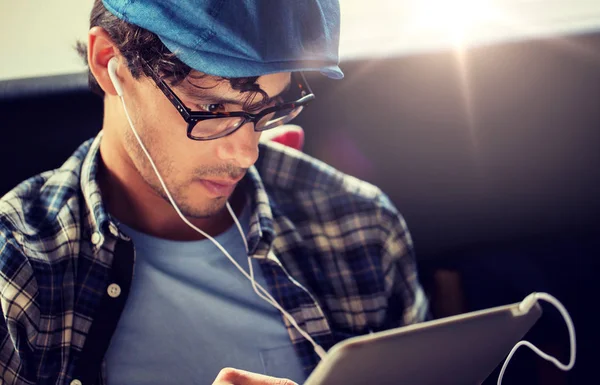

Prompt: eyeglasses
xmin=144 ymin=63 xmax=315 ymax=141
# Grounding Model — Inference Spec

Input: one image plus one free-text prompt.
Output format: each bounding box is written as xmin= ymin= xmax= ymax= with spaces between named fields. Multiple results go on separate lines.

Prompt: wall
xmin=0 ymin=0 xmax=93 ymax=80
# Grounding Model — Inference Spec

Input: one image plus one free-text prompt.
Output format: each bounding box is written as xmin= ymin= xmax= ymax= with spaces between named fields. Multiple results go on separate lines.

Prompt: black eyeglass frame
xmin=144 ymin=62 xmax=315 ymax=141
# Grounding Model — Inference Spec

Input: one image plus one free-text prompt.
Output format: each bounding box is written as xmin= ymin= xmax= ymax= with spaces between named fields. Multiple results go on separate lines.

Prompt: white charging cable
xmin=498 ymin=292 xmax=576 ymax=385
xmin=108 ymin=58 xmax=327 ymax=360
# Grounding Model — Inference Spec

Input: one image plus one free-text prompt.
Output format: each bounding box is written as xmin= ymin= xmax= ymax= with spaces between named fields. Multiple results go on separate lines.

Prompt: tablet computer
xmin=304 ymin=299 xmax=542 ymax=385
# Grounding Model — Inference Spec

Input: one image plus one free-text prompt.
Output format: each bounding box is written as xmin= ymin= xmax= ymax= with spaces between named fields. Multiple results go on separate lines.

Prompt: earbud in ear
xmin=108 ymin=57 xmax=124 ymax=97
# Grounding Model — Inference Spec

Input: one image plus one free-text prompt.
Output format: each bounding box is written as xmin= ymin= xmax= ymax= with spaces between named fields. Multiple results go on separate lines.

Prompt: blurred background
xmin=2 ymin=0 xmax=600 ymax=80
xmin=1 ymin=1 xmax=599 ymax=384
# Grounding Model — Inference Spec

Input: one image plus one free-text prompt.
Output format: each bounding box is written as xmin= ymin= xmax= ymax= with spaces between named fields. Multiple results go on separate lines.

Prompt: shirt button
xmin=71 ymin=379 xmax=82 ymax=385
xmin=108 ymin=222 xmax=119 ymax=237
xmin=107 ymin=283 xmax=121 ymax=298
xmin=91 ymin=232 xmax=102 ymax=245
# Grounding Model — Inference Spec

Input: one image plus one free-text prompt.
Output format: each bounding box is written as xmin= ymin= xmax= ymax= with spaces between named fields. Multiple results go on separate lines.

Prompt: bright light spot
xmin=411 ymin=0 xmax=497 ymax=45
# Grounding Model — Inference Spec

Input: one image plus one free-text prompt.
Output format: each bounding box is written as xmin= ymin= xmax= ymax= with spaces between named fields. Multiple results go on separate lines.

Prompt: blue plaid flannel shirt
xmin=0 ymin=133 xmax=429 ymax=385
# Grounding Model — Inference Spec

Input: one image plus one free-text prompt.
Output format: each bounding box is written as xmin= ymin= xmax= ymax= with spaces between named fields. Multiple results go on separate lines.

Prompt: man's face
xmin=117 ymin=69 xmax=292 ymax=219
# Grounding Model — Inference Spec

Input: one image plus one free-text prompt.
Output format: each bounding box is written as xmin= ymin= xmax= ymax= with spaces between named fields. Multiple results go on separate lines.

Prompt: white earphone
xmin=105 ymin=55 xmax=580 ymax=382
xmin=107 ymin=57 xmax=124 ymax=97
xmin=106 ymin=55 xmax=328 ymax=359
xmin=105 ymin=56 xmax=578 ymax=381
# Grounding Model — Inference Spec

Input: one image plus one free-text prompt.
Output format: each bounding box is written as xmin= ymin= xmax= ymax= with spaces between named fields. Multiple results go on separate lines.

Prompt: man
xmin=0 ymin=0 xmax=429 ymax=384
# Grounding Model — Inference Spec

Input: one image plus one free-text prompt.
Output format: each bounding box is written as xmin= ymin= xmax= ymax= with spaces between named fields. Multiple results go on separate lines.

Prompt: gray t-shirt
xmin=105 ymin=206 xmax=305 ymax=384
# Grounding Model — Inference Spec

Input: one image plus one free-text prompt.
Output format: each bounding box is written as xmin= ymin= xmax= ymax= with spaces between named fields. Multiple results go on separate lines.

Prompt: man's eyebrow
xmin=181 ymin=80 xmax=293 ymax=107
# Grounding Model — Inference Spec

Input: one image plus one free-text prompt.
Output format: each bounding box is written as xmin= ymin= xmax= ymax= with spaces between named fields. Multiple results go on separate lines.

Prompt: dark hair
xmin=76 ymin=0 xmax=268 ymax=108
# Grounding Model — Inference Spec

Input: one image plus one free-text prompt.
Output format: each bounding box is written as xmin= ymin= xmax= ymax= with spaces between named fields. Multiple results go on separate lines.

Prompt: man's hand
xmin=213 ymin=368 xmax=298 ymax=385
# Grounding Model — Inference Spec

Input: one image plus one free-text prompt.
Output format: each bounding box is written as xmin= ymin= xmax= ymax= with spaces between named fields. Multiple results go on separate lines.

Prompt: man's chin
xmin=179 ymin=197 xmax=229 ymax=219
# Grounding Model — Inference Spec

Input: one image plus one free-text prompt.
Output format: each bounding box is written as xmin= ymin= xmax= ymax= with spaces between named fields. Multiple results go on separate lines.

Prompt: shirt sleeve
xmin=0 ymin=231 xmax=38 ymax=385
xmin=378 ymin=199 xmax=431 ymax=328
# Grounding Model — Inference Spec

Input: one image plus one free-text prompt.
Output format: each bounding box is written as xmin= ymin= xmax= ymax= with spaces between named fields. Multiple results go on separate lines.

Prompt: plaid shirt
xmin=0 ymin=133 xmax=429 ymax=385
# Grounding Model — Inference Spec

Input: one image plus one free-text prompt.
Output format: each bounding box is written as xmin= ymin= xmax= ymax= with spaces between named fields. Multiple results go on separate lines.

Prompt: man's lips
xmin=197 ymin=177 xmax=243 ymax=196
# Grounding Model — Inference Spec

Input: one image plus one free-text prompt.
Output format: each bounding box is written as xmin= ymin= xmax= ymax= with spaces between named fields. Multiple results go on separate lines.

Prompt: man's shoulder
xmin=256 ymin=141 xmax=397 ymax=215
xmin=0 ymin=141 xmax=90 ymax=261
xmin=1 ymin=167 xmax=80 ymax=234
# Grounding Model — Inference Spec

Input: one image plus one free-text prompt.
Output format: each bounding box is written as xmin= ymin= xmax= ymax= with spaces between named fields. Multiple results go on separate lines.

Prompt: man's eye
xmin=199 ymin=103 xmax=226 ymax=113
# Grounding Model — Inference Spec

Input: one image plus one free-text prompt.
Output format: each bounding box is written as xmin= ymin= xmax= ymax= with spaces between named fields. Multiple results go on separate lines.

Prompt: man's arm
xmin=379 ymin=204 xmax=430 ymax=328
xmin=0 ymin=230 xmax=38 ymax=385
xmin=0 ymin=318 xmax=35 ymax=385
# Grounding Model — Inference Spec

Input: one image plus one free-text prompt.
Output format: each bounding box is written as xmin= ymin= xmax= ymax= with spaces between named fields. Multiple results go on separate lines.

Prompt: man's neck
xmin=97 ymin=133 xmax=246 ymax=241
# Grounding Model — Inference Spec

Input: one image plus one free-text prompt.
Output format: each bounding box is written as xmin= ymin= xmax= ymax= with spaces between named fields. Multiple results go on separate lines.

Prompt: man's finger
xmin=213 ymin=367 xmax=298 ymax=385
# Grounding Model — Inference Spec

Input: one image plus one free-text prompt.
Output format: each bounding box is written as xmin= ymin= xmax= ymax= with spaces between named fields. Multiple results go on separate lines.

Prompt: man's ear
xmin=88 ymin=26 xmax=122 ymax=96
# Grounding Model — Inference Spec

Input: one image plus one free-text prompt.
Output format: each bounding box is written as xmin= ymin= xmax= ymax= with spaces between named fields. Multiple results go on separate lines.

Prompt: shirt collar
xmin=243 ymin=165 xmax=276 ymax=258
xmin=80 ymin=132 xmax=115 ymax=249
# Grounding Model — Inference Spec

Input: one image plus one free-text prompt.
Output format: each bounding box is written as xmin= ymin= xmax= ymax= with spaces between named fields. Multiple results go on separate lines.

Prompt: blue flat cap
xmin=102 ymin=0 xmax=344 ymax=79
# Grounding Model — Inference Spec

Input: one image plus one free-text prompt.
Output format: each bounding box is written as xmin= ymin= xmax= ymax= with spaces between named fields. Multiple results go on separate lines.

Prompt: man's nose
xmin=215 ymin=122 xmax=260 ymax=168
